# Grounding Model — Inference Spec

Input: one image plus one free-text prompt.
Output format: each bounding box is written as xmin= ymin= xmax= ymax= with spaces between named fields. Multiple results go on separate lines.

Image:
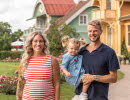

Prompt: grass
xmin=0 ymin=62 xmax=125 ymax=100
xmin=0 ymin=62 xmax=19 ymax=76
xmin=117 ymin=71 xmax=124 ymax=81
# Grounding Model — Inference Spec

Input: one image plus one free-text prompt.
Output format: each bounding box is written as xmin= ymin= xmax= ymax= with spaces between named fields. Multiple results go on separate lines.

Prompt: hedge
xmin=0 ymin=51 xmax=23 ymax=60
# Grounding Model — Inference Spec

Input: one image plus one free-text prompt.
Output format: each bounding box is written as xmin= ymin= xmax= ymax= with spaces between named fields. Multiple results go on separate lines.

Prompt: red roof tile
xmin=42 ymin=0 xmax=75 ymax=15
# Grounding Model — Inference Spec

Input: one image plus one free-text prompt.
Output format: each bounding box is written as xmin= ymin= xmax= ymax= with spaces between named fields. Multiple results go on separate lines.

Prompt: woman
xmin=16 ymin=31 xmax=60 ymax=100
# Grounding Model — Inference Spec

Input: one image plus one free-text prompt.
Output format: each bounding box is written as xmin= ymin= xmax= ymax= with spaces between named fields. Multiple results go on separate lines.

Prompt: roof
xmin=57 ymin=0 xmax=91 ymax=25
xmin=41 ymin=0 xmax=76 ymax=15
xmin=119 ymin=15 xmax=130 ymax=20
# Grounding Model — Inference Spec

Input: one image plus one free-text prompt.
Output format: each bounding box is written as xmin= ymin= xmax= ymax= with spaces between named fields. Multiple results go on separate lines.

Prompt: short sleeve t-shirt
xmin=75 ymin=43 xmax=120 ymax=100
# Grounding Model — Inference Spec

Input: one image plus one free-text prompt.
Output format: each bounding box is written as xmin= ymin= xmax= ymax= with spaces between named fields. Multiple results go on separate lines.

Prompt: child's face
xmin=67 ymin=43 xmax=79 ymax=56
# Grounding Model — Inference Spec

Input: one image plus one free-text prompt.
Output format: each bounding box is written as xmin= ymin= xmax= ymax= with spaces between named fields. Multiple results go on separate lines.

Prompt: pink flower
xmin=1 ymin=79 xmax=5 ymax=83
xmin=0 ymin=85 xmax=2 ymax=88
xmin=60 ymin=53 xmax=64 ymax=55
xmin=1 ymin=75 xmax=6 ymax=78
xmin=74 ymin=59 xmax=77 ymax=61
xmin=14 ymin=70 xmax=19 ymax=74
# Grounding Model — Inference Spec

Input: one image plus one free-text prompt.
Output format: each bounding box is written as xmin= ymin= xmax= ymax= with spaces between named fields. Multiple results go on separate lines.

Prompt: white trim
xmin=79 ymin=14 xmax=88 ymax=25
xmin=65 ymin=0 xmax=92 ymax=24
xmin=32 ymin=0 xmax=48 ymax=17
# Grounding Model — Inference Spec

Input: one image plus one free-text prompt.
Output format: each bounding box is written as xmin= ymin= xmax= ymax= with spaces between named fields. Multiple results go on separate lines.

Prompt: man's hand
xmin=82 ymin=74 xmax=95 ymax=85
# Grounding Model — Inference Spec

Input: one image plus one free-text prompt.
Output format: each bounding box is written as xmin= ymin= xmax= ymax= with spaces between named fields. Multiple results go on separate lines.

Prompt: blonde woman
xmin=16 ymin=31 xmax=60 ymax=100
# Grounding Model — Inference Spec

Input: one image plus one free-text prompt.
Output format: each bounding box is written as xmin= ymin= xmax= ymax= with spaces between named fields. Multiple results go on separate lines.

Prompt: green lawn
xmin=0 ymin=62 xmax=124 ymax=100
xmin=0 ymin=62 xmax=19 ymax=76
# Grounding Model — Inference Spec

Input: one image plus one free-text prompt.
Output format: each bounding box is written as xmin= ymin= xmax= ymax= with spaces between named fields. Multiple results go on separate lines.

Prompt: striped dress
xmin=22 ymin=55 xmax=55 ymax=100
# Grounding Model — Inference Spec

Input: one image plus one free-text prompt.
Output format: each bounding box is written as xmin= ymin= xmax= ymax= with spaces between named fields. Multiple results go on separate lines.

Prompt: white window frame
xmin=79 ymin=14 xmax=88 ymax=25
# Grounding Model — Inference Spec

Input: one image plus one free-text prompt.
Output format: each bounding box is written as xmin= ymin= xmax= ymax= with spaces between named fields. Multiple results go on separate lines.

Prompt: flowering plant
xmin=1 ymin=57 xmax=20 ymax=62
xmin=0 ymin=70 xmax=18 ymax=95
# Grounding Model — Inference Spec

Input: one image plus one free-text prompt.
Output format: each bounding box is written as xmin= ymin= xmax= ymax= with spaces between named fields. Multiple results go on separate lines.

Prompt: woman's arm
xmin=52 ymin=57 xmax=60 ymax=100
xmin=16 ymin=66 xmax=25 ymax=100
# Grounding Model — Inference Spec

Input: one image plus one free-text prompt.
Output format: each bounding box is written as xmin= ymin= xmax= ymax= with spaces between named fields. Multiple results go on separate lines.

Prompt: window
xmin=79 ymin=15 xmax=88 ymax=25
xmin=107 ymin=26 xmax=112 ymax=47
xmin=128 ymin=25 xmax=130 ymax=45
xmin=106 ymin=0 xmax=111 ymax=9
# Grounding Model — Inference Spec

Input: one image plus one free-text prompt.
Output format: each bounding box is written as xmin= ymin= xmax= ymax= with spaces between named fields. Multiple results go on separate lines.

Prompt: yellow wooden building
xmin=91 ymin=0 xmax=130 ymax=56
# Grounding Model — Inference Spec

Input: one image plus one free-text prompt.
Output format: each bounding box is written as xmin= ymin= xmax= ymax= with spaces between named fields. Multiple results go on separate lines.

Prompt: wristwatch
xmin=95 ymin=75 xmax=99 ymax=81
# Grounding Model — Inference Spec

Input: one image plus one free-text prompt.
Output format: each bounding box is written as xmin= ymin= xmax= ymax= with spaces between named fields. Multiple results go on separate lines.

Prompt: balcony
xmin=92 ymin=9 xmax=116 ymax=21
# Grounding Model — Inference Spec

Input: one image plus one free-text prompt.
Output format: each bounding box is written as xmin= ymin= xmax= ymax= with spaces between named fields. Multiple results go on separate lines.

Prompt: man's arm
xmin=83 ymin=70 xmax=118 ymax=84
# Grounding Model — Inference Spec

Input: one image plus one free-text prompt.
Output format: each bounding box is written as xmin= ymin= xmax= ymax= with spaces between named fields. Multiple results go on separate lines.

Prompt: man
xmin=74 ymin=20 xmax=120 ymax=100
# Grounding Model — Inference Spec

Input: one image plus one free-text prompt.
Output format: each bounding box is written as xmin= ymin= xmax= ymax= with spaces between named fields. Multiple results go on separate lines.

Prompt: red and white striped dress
xmin=22 ymin=55 xmax=55 ymax=100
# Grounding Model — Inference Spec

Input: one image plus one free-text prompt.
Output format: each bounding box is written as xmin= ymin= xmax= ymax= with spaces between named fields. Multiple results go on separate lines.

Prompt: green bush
xmin=0 ymin=51 xmax=23 ymax=60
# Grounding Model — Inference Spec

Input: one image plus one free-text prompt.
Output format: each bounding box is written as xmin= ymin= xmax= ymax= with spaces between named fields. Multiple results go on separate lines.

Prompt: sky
xmin=0 ymin=0 xmax=37 ymax=32
xmin=0 ymin=0 xmax=81 ymax=32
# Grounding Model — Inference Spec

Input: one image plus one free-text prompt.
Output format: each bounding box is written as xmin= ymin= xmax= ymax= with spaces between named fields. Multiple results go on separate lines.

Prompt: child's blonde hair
xmin=61 ymin=36 xmax=86 ymax=48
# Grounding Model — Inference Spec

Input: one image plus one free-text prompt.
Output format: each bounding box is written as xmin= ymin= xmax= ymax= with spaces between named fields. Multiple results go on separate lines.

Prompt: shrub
xmin=0 ymin=51 xmax=22 ymax=60
xmin=0 ymin=70 xmax=18 ymax=95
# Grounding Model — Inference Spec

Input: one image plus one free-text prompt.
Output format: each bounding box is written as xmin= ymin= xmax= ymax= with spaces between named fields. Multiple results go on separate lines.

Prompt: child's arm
xmin=62 ymin=69 xmax=71 ymax=77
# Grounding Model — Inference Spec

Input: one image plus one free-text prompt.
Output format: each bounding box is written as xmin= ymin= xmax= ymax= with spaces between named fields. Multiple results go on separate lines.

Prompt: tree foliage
xmin=0 ymin=22 xmax=23 ymax=51
xmin=46 ymin=21 xmax=80 ymax=56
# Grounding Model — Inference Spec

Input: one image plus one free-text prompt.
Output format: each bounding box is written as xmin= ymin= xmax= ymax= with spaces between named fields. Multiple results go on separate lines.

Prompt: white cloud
xmin=0 ymin=0 xmax=37 ymax=32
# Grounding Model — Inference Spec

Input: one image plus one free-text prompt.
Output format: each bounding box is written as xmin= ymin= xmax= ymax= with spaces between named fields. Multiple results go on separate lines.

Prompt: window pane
xmin=106 ymin=0 xmax=111 ymax=9
xmin=128 ymin=25 xmax=130 ymax=31
xmin=80 ymin=16 xmax=83 ymax=24
xmin=84 ymin=16 xmax=86 ymax=24
xmin=128 ymin=33 xmax=130 ymax=45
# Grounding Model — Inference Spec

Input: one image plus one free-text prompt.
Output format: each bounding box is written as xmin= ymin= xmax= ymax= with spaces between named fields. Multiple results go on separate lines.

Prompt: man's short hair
xmin=88 ymin=20 xmax=102 ymax=31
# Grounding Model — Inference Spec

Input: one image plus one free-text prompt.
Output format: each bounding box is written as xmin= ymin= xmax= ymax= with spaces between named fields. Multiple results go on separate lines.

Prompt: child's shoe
xmin=79 ymin=92 xmax=88 ymax=100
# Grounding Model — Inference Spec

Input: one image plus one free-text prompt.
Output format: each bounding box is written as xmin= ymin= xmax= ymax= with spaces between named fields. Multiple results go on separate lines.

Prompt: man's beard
xmin=89 ymin=37 xmax=100 ymax=42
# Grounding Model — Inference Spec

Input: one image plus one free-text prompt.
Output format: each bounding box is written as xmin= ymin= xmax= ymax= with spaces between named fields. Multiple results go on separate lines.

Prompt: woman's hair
xmin=61 ymin=36 xmax=86 ymax=48
xmin=20 ymin=31 xmax=49 ymax=68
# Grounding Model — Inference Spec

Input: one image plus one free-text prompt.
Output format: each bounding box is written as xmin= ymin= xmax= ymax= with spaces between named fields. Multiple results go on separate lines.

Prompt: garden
xmin=0 ymin=21 xmax=125 ymax=100
xmin=0 ymin=56 xmax=124 ymax=100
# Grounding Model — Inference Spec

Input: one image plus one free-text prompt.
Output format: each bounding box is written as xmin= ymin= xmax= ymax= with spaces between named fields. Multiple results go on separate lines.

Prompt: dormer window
xmin=79 ymin=15 xmax=88 ymax=25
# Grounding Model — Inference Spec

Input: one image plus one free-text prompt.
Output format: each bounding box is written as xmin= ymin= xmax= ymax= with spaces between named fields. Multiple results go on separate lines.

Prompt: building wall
xmin=121 ymin=2 xmax=130 ymax=16
xmin=68 ymin=6 xmax=99 ymax=43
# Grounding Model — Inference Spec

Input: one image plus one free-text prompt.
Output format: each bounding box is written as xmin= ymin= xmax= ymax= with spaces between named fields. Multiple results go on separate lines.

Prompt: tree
xmin=46 ymin=21 xmax=80 ymax=56
xmin=11 ymin=29 xmax=23 ymax=42
xmin=0 ymin=22 xmax=12 ymax=50
xmin=0 ymin=22 xmax=23 ymax=50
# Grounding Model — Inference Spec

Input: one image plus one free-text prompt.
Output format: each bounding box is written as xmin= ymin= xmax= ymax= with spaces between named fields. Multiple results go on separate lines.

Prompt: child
xmin=61 ymin=36 xmax=90 ymax=100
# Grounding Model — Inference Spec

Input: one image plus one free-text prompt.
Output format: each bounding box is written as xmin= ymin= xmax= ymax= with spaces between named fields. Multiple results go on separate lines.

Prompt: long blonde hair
xmin=20 ymin=31 xmax=49 ymax=68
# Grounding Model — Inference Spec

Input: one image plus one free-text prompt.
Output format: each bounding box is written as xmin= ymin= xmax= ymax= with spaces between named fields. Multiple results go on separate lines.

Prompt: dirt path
xmin=109 ymin=65 xmax=130 ymax=100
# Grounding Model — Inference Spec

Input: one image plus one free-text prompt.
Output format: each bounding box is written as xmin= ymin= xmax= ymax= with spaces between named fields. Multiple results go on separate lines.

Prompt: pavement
xmin=109 ymin=64 xmax=130 ymax=100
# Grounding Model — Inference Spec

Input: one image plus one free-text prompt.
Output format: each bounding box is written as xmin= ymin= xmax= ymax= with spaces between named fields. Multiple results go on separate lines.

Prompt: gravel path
xmin=109 ymin=65 xmax=130 ymax=100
